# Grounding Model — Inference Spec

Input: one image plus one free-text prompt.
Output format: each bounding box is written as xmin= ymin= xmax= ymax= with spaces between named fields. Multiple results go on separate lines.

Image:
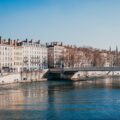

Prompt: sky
xmin=0 ymin=0 xmax=120 ymax=49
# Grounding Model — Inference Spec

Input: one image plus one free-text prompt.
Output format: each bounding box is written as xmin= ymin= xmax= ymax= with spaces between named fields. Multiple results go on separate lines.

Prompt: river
xmin=0 ymin=77 xmax=120 ymax=120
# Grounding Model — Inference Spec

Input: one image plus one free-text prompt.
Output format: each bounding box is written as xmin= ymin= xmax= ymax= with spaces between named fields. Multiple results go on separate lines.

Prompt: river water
xmin=0 ymin=77 xmax=120 ymax=120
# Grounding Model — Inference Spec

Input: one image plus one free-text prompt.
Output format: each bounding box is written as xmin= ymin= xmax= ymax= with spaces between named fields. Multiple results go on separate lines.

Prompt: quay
xmin=0 ymin=67 xmax=120 ymax=84
xmin=0 ymin=69 xmax=48 ymax=85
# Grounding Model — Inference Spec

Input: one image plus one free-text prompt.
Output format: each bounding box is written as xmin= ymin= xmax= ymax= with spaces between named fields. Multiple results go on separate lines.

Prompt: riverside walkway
xmin=49 ymin=66 xmax=120 ymax=73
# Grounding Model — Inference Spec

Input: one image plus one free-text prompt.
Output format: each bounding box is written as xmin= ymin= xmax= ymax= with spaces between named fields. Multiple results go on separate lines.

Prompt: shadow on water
xmin=0 ymin=77 xmax=120 ymax=119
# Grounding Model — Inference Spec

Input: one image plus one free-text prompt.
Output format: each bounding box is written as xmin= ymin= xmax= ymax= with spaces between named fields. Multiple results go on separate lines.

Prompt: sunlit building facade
xmin=20 ymin=39 xmax=48 ymax=70
xmin=47 ymin=42 xmax=64 ymax=68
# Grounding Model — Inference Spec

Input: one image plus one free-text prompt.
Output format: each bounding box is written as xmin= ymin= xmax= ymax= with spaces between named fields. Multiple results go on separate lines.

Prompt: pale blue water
xmin=0 ymin=77 xmax=120 ymax=120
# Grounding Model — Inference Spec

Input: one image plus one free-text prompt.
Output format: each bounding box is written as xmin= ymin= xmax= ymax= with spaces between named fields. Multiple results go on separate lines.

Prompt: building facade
xmin=0 ymin=37 xmax=14 ymax=72
xmin=0 ymin=37 xmax=48 ymax=73
xmin=20 ymin=39 xmax=48 ymax=71
xmin=14 ymin=41 xmax=23 ymax=72
xmin=47 ymin=42 xmax=64 ymax=68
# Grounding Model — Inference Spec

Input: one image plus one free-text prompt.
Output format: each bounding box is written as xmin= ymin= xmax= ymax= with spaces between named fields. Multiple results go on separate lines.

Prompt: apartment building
xmin=0 ymin=37 xmax=48 ymax=73
xmin=14 ymin=41 xmax=23 ymax=72
xmin=47 ymin=42 xmax=64 ymax=68
xmin=0 ymin=37 xmax=14 ymax=72
xmin=20 ymin=39 xmax=48 ymax=71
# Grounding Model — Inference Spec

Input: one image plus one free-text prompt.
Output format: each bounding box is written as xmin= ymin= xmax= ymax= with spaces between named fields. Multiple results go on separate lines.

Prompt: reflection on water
xmin=0 ymin=77 xmax=120 ymax=119
xmin=0 ymin=82 xmax=49 ymax=110
xmin=73 ymin=77 xmax=120 ymax=89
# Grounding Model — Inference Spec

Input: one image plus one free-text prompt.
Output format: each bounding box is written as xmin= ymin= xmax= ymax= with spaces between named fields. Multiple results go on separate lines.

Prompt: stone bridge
xmin=48 ymin=67 xmax=120 ymax=80
xmin=49 ymin=66 xmax=120 ymax=73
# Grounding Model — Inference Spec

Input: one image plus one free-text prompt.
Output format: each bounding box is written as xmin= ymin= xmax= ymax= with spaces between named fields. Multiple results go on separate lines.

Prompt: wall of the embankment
xmin=0 ymin=69 xmax=48 ymax=85
xmin=0 ymin=73 xmax=21 ymax=84
xmin=61 ymin=71 xmax=120 ymax=81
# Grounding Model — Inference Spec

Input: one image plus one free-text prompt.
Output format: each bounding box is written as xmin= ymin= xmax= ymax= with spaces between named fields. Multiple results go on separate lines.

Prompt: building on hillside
xmin=47 ymin=42 xmax=64 ymax=68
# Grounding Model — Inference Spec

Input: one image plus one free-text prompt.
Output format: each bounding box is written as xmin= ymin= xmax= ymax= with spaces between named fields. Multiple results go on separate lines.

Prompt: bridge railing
xmin=49 ymin=66 xmax=120 ymax=73
xmin=63 ymin=66 xmax=120 ymax=71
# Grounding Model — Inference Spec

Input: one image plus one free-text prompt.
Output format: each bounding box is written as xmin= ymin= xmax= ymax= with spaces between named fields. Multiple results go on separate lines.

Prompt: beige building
xmin=47 ymin=42 xmax=64 ymax=68
xmin=20 ymin=39 xmax=48 ymax=71
xmin=0 ymin=37 xmax=14 ymax=73
xmin=0 ymin=37 xmax=48 ymax=73
xmin=0 ymin=37 xmax=23 ymax=72
xmin=14 ymin=41 xmax=23 ymax=72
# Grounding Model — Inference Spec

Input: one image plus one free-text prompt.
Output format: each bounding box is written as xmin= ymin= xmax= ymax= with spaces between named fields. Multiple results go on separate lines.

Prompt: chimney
xmin=30 ymin=39 xmax=32 ymax=43
xmin=3 ymin=39 xmax=6 ymax=44
xmin=51 ymin=42 xmax=53 ymax=46
xmin=46 ymin=43 xmax=48 ymax=46
xmin=0 ymin=36 xmax=2 ymax=44
xmin=25 ymin=38 xmax=28 ymax=42
xmin=14 ymin=40 xmax=17 ymax=46
xmin=8 ymin=38 xmax=12 ymax=45
xmin=38 ymin=40 xmax=40 ymax=44
xmin=16 ymin=39 xmax=19 ymax=46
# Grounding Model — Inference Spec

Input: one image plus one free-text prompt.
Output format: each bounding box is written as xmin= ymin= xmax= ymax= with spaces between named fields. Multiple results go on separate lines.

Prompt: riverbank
xmin=71 ymin=71 xmax=120 ymax=81
xmin=1 ymin=69 xmax=120 ymax=85
xmin=0 ymin=69 xmax=48 ymax=85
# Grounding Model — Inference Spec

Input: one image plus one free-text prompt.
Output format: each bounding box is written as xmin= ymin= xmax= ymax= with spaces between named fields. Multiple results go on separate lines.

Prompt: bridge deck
xmin=49 ymin=67 xmax=120 ymax=73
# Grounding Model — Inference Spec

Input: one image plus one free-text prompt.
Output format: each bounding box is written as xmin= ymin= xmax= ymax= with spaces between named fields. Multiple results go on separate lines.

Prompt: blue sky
xmin=0 ymin=0 xmax=120 ymax=49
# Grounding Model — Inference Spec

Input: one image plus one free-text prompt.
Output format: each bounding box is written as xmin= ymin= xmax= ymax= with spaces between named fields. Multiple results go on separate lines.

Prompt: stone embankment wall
xmin=21 ymin=70 xmax=48 ymax=82
xmin=60 ymin=71 xmax=120 ymax=81
xmin=0 ymin=69 xmax=48 ymax=85
xmin=71 ymin=71 xmax=120 ymax=81
xmin=0 ymin=73 xmax=21 ymax=84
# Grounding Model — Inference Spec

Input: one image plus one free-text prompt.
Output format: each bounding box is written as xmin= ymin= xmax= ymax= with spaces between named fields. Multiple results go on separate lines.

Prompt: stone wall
xmin=0 ymin=69 xmax=48 ymax=85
